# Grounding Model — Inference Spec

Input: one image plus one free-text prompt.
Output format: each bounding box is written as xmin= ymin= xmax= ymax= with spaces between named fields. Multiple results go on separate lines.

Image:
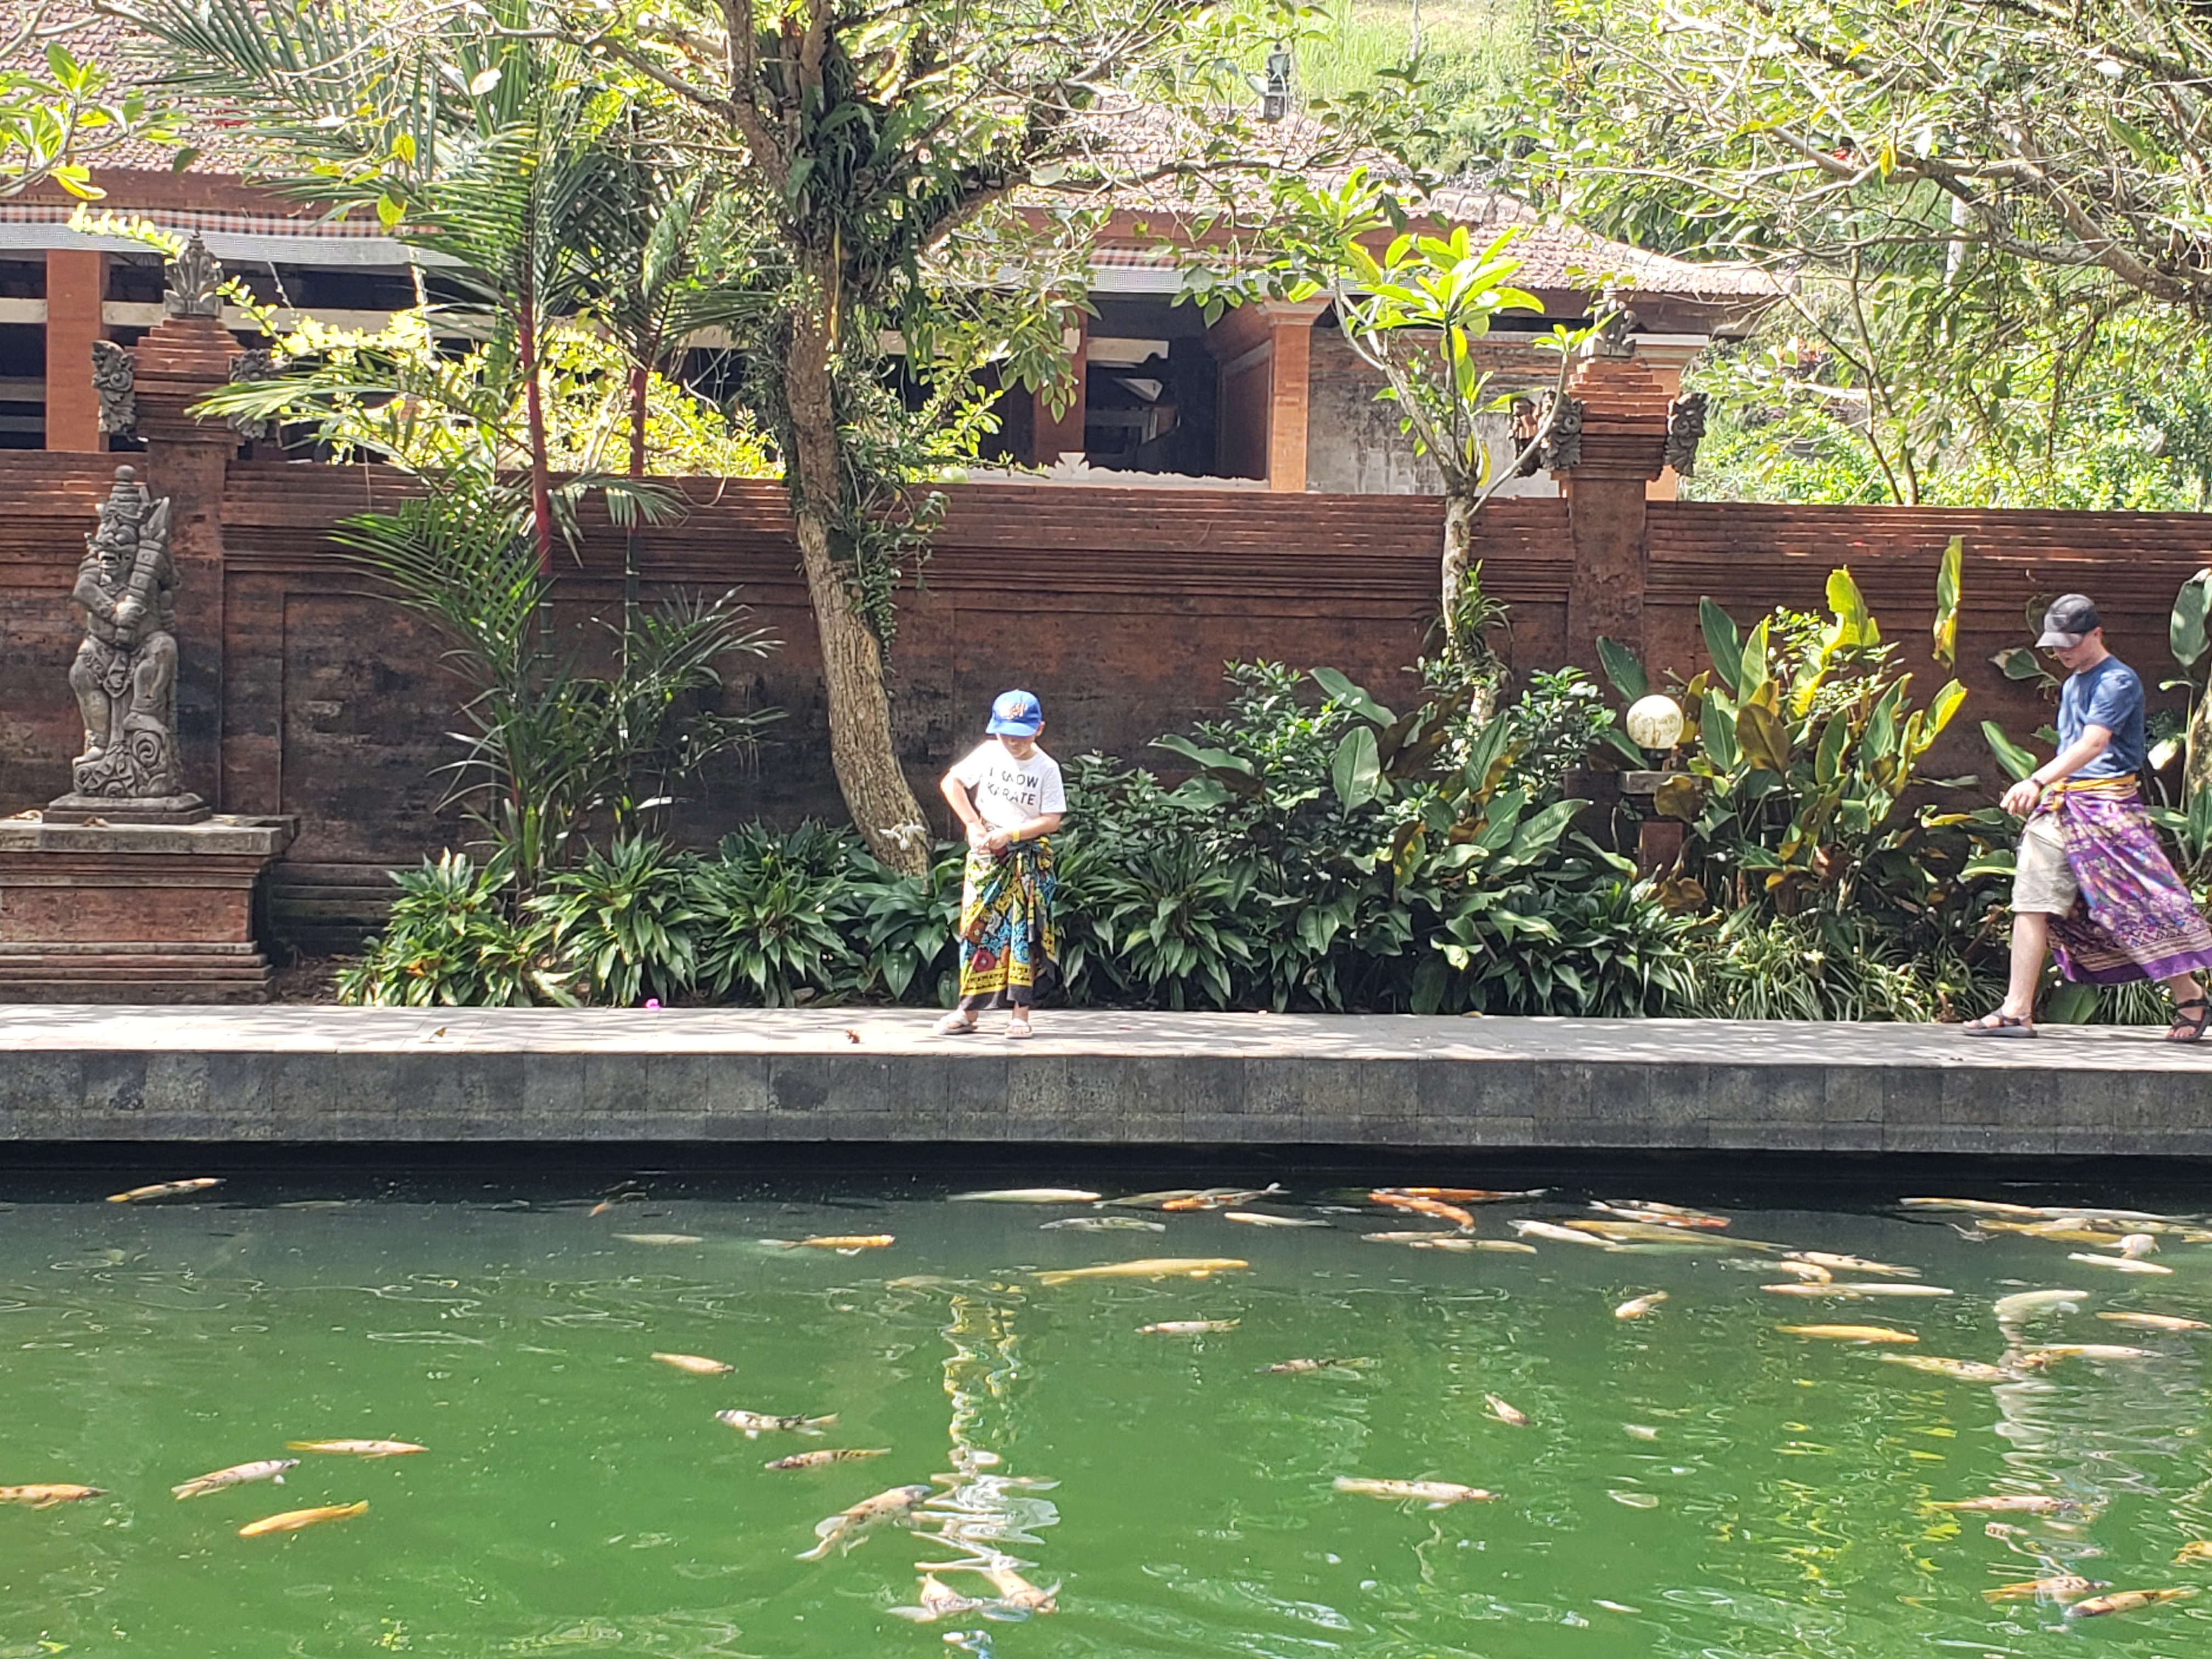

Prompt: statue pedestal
xmin=0 ymin=816 xmax=296 ymax=1003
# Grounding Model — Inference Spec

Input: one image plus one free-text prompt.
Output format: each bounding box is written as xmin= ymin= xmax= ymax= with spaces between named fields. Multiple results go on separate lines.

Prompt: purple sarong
xmin=2042 ymin=781 xmax=2212 ymax=985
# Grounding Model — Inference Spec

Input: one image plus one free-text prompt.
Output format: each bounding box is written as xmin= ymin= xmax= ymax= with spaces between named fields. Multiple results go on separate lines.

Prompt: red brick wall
xmin=4 ymin=455 xmax=2209 ymax=920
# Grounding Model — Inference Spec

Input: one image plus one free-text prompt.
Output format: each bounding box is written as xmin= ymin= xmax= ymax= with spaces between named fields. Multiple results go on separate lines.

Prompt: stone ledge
xmin=0 ymin=815 xmax=296 ymax=856
xmin=0 ymin=1008 xmax=2207 ymax=1152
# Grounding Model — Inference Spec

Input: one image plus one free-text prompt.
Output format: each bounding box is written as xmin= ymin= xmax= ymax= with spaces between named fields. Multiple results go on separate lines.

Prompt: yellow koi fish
xmin=1615 ymin=1293 xmax=1668 ymax=1319
xmin=106 ymin=1178 xmax=221 ymax=1204
xmin=286 ymin=1440 xmax=425 ymax=1458
xmin=1779 ymin=1324 xmax=1919 ymax=1344
xmin=238 ymin=1501 xmax=368 ymax=1537
xmin=2066 ymin=1587 xmax=2198 ymax=1619
xmin=1036 ymin=1257 xmax=1247 ymax=1285
xmin=0 ymin=1484 xmax=104 ymax=1508
xmin=651 ymin=1352 xmax=733 ymax=1376
xmin=2101 ymin=1313 xmax=2211 ymax=1333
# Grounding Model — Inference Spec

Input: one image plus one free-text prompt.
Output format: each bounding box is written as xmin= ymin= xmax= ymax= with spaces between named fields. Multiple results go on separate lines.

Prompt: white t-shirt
xmin=950 ymin=740 xmax=1066 ymax=833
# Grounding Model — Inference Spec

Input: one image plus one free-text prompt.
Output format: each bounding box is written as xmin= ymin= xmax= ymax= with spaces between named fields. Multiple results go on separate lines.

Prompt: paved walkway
xmin=3 ymin=1007 xmax=2208 ymax=1153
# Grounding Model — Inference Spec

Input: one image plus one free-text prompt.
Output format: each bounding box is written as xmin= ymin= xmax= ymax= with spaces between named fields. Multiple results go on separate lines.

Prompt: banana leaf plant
xmin=1598 ymin=567 xmax=1968 ymax=916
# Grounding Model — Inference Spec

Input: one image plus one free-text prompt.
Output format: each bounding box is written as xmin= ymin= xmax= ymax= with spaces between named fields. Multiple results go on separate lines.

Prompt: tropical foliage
xmin=341 ymin=658 xmax=1697 ymax=1015
xmin=1 ymin=15 xmax=173 ymax=200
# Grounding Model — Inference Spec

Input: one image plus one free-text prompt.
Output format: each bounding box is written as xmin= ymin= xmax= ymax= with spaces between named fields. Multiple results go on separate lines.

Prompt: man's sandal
xmin=934 ymin=1012 xmax=979 ymax=1036
xmin=1961 ymin=1011 xmax=2036 ymax=1039
xmin=2167 ymin=997 xmax=2212 ymax=1043
xmin=1005 ymin=1013 xmax=1034 ymax=1040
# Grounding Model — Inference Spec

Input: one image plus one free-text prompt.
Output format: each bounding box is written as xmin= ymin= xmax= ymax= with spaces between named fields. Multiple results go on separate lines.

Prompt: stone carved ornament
xmin=91 ymin=340 xmax=136 ymax=436
xmin=1588 ymin=284 xmax=1643 ymax=359
xmin=162 ymin=232 xmax=225 ymax=319
xmin=1664 ymin=391 xmax=1709 ymax=479
xmin=60 ymin=467 xmax=193 ymax=805
xmin=1539 ymin=394 xmax=1585 ymax=472
xmin=227 ymin=348 xmax=283 ymax=440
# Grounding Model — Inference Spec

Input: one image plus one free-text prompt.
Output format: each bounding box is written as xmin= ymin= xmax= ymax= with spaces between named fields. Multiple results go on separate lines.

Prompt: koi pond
xmin=4 ymin=1154 xmax=2212 ymax=1657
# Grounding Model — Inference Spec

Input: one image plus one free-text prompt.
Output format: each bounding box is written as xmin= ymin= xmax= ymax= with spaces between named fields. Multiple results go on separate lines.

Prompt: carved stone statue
xmin=91 ymin=340 xmax=137 ymax=436
xmin=1664 ymin=391 xmax=1710 ymax=479
xmin=227 ymin=348 xmax=283 ymax=441
xmin=1588 ymin=283 xmax=1643 ymax=359
xmin=1539 ymin=393 xmax=1585 ymax=472
xmin=163 ymin=233 xmax=225 ymax=320
xmin=46 ymin=466 xmax=206 ymax=823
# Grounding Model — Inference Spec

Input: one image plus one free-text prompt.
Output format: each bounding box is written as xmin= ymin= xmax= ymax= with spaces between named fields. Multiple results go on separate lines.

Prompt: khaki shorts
xmin=2012 ymin=813 xmax=2079 ymax=915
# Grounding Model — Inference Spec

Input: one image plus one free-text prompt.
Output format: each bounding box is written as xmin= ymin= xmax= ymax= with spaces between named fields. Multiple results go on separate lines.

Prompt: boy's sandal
xmin=934 ymin=1012 xmax=978 ymax=1036
xmin=1005 ymin=1015 xmax=1035 ymax=1040
xmin=1961 ymin=1011 xmax=2036 ymax=1038
xmin=2167 ymin=997 xmax=2212 ymax=1043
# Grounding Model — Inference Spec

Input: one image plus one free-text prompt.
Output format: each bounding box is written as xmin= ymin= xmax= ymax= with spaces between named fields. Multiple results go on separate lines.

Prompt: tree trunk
xmin=1441 ymin=492 xmax=1499 ymax=722
xmin=1441 ymin=492 xmax=1476 ymax=648
xmin=783 ymin=293 xmax=933 ymax=874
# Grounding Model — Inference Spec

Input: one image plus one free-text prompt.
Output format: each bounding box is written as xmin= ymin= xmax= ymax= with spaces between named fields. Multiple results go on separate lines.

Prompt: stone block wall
xmin=6 ymin=448 xmax=2212 ymax=954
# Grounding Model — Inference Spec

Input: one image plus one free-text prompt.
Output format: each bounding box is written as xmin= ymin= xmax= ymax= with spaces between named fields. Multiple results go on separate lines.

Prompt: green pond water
xmin=4 ymin=1158 xmax=2212 ymax=1657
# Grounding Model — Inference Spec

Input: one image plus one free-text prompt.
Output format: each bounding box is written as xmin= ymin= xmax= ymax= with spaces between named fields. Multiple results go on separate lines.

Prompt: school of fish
xmin=24 ymin=1174 xmax=2212 ymax=1635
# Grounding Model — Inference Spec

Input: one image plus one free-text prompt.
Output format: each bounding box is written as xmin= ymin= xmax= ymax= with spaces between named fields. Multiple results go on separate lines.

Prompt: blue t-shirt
xmin=2058 ymin=656 xmax=2146 ymax=779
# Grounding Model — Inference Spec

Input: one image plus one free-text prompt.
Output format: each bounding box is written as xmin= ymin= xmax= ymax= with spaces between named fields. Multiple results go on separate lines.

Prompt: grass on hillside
xmin=1291 ymin=0 xmax=1545 ymax=102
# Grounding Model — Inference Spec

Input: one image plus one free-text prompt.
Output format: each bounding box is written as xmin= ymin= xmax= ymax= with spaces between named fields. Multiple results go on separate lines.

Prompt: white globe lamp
xmin=1625 ymin=694 xmax=1685 ymax=754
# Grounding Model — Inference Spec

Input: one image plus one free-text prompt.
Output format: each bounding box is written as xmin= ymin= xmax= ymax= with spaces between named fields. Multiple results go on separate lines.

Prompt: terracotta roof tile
xmin=19 ymin=4 xmax=1776 ymax=305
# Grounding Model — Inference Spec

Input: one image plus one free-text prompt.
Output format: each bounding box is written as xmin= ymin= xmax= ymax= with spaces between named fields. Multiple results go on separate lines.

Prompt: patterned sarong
xmin=2041 ymin=778 xmax=2212 ymax=985
xmin=956 ymin=838 xmax=1059 ymax=1009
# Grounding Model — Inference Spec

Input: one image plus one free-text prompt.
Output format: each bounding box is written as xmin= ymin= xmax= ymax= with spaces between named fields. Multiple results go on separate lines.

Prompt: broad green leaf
xmin=1736 ymin=701 xmax=1792 ymax=775
xmin=1933 ymin=535 xmax=1963 ymax=666
xmin=1150 ymin=733 xmax=1257 ymax=776
xmin=1310 ymin=665 xmax=1395 ymax=726
xmin=1699 ymin=597 xmax=1743 ymax=693
xmin=1826 ymin=566 xmax=1875 ymax=647
xmin=1595 ymin=635 xmax=1649 ymax=702
xmin=1814 ymin=711 xmax=1849 ymax=785
xmin=2172 ymin=569 xmax=2212 ymax=668
xmin=1508 ymin=798 xmax=1581 ymax=862
xmin=1922 ymin=679 xmax=1967 ymax=744
xmin=1980 ymin=719 xmax=2038 ymax=782
xmin=1329 ymin=726 xmax=1383 ymax=810
xmin=1737 ymin=617 xmax=1772 ymax=706
xmin=1700 ymin=693 xmax=1740 ymax=770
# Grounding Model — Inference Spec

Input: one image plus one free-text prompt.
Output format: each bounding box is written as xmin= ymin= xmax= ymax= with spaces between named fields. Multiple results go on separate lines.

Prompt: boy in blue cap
xmin=936 ymin=691 xmax=1066 ymax=1038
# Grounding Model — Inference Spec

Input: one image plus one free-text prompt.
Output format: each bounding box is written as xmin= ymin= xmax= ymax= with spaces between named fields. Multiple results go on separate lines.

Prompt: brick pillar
xmin=1205 ymin=298 xmax=1328 ymax=489
xmin=1558 ymin=347 xmax=1672 ymax=666
xmin=1030 ymin=317 xmax=1087 ymax=464
xmin=130 ymin=313 xmax=237 ymax=809
xmin=42 ymin=250 xmax=106 ymax=452
xmin=1261 ymin=300 xmax=1327 ymax=492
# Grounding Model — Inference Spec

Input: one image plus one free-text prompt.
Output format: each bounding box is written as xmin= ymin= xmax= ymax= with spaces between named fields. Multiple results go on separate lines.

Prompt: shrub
xmin=689 ymin=825 xmax=868 ymax=1005
xmin=336 ymin=852 xmax=561 ymax=1007
xmin=529 ymin=834 xmax=701 ymax=1006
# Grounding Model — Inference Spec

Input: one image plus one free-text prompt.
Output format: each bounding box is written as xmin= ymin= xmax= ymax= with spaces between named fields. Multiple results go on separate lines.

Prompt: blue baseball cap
xmin=987 ymin=689 xmax=1043 ymax=736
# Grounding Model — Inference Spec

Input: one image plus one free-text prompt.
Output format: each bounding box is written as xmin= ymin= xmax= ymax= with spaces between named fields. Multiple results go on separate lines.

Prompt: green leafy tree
xmin=1525 ymin=0 xmax=2212 ymax=506
xmin=545 ymin=0 xmax=1346 ymax=871
xmin=3 ymin=10 xmax=173 ymax=198
xmin=1236 ymin=170 xmax=1589 ymax=674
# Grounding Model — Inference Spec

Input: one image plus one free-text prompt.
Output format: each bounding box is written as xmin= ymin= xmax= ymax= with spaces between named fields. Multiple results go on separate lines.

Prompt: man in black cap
xmin=1965 ymin=594 xmax=2212 ymax=1039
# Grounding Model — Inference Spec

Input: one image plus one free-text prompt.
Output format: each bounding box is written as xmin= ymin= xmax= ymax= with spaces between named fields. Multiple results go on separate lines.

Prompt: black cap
xmin=2037 ymin=594 xmax=2101 ymax=648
